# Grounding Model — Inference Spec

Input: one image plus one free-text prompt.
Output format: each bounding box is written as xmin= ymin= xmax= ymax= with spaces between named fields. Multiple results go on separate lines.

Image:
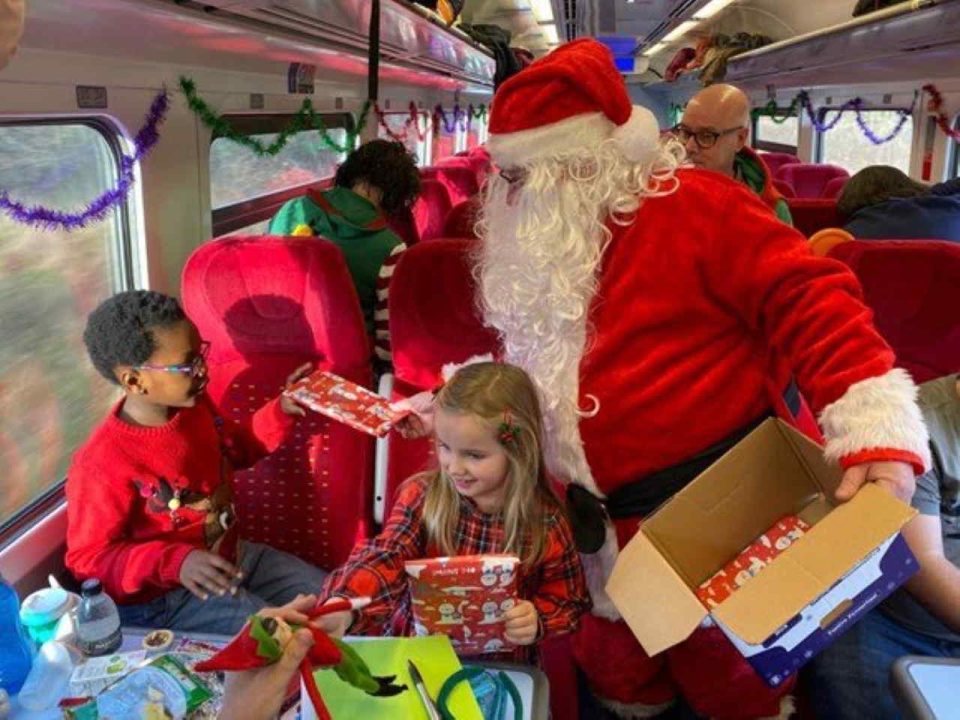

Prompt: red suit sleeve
xmin=213 ymin=396 xmax=294 ymax=470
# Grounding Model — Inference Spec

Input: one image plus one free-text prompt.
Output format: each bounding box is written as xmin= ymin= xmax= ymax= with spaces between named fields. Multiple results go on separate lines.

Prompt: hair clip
xmin=498 ymin=409 xmax=522 ymax=447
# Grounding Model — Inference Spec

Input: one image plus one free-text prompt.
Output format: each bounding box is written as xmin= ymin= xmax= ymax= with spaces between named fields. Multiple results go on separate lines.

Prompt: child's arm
xmin=65 ymin=459 xmax=196 ymax=601
xmin=528 ymin=513 xmax=592 ymax=640
xmin=213 ymin=364 xmax=312 ymax=469
xmin=319 ymin=477 xmax=429 ymax=634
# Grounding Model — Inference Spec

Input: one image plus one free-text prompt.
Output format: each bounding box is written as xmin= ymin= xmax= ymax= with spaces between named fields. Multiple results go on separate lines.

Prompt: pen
xmin=408 ymin=659 xmax=442 ymax=720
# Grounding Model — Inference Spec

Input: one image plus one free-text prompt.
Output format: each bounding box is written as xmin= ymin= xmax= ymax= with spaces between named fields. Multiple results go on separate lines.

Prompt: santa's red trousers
xmin=572 ymin=613 xmax=795 ymax=719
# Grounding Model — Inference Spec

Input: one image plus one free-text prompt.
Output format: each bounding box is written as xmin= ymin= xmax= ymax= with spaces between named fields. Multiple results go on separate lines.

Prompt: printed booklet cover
xmin=405 ymin=554 xmax=520 ymax=656
xmin=284 ymin=369 xmax=409 ymax=437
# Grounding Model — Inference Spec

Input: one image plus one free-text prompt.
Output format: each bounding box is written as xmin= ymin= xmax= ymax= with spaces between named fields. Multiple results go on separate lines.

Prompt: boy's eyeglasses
xmin=134 ymin=341 xmax=210 ymax=377
xmin=671 ymin=124 xmax=744 ymax=149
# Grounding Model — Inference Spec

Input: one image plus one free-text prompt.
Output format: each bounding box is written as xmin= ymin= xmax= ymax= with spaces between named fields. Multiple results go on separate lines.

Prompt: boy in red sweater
xmin=66 ymin=290 xmax=326 ymax=635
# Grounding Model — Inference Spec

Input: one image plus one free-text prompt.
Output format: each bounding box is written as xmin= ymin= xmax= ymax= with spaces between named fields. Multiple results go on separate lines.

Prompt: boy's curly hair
xmin=334 ymin=139 xmax=421 ymax=216
xmin=83 ymin=290 xmax=186 ymax=384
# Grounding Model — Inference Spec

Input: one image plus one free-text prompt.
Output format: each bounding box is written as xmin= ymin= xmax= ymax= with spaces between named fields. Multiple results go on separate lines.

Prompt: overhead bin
xmin=725 ymin=1 xmax=960 ymax=88
xmin=186 ymin=0 xmax=495 ymax=86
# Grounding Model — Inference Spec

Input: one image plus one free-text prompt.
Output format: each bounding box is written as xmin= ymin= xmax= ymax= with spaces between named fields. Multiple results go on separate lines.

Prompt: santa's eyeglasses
xmin=671 ymin=124 xmax=744 ymax=149
xmin=499 ymin=167 xmax=528 ymax=185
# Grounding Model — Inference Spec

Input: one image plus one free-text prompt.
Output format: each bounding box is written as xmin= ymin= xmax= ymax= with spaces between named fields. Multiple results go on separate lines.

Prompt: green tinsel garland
xmin=751 ymin=98 xmax=800 ymax=124
xmin=179 ymin=77 xmax=371 ymax=155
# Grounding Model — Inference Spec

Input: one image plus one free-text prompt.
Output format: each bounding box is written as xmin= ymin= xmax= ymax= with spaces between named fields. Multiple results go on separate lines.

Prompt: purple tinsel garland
xmin=798 ymin=90 xmax=916 ymax=145
xmin=0 ymin=88 xmax=170 ymax=231
xmin=434 ymin=104 xmax=468 ymax=134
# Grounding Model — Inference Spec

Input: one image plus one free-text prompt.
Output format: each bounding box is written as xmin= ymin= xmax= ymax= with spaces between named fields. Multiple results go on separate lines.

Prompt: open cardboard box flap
xmin=605 ymin=419 xmax=916 ymax=655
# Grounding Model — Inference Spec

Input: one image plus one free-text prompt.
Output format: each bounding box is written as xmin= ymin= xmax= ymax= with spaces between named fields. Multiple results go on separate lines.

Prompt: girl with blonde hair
xmin=317 ymin=362 xmax=589 ymax=661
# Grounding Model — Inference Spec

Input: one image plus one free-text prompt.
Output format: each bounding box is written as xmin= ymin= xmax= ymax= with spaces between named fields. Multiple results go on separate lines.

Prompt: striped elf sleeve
xmin=374 ymin=242 xmax=407 ymax=363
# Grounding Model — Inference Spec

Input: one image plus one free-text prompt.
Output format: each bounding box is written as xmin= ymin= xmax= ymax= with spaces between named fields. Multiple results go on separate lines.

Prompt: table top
xmin=11 ymin=628 xmax=550 ymax=720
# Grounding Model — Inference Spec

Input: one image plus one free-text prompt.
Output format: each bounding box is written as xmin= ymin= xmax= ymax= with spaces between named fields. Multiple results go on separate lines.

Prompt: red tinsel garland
xmin=923 ymin=83 xmax=960 ymax=142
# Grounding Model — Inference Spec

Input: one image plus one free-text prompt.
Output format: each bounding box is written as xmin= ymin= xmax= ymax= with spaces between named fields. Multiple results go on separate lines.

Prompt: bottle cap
xmin=80 ymin=578 xmax=103 ymax=598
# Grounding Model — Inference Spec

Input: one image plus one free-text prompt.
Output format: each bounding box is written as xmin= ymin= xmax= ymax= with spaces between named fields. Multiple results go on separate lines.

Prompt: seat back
xmin=385 ymin=239 xmax=499 ymax=513
xmin=412 ymin=178 xmax=453 ymax=242
xmin=437 ymin=155 xmax=489 ymax=188
xmin=182 ymin=236 xmax=374 ymax=569
xmin=758 ymin=151 xmax=801 ymax=178
xmin=786 ymin=197 xmax=842 ymax=238
xmin=827 ymin=239 xmax=960 ymax=383
xmin=421 ymin=165 xmax=478 ymax=205
xmin=773 ymin=178 xmax=796 ymax=198
xmin=821 ymin=175 xmax=848 ymax=199
xmin=442 ymin=198 xmax=482 ymax=239
xmin=776 ymin=163 xmax=850 ymax=198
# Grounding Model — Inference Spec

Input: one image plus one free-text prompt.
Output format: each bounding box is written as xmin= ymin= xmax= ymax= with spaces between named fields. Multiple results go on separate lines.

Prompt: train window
xmin=467 ymin=112 xmax=487 ymax=150
xmin=210 ymin=113 xmax=351 ymax=237
xmin=433 ymin=117 xmax=461 ymax=162
xmin=0 ymin=120 xmax=133 ymax=534
xmin=753 ymin=114 xmax=799 ymax=153
xmin=378 ymin=111 xmax=430 ymax=165
xmin=818 ymin=109 xmax=914 ymax=175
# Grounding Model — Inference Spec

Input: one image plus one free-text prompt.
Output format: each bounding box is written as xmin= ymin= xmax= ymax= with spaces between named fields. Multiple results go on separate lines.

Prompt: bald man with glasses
xmin=676 ymin=84 xmax=793 ymax=225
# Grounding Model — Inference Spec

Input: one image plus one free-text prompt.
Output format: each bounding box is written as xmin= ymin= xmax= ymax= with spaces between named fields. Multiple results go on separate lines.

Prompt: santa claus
xmin=402 ymin=38 xmax=929 ymax=719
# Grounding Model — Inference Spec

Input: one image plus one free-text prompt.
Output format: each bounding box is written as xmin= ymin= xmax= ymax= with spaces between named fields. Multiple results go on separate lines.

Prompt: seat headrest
xmin=182 ymin=236 xmax=369 ymax=370
xmin=389 ymin=238 xmax=499 ymax=388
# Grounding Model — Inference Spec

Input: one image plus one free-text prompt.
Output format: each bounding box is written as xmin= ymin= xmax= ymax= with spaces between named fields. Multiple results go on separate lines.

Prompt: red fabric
xmin=390 ymin=238 xmax=499 ymax=390
xmin=442 ymin=198 xmax=481 ymax=239
xmin=827 ymin=239 xmax=960 ymax=383
xmin=321 ymin=475 xmax=589 ymax=664
xmin=578 ymin=170 xmax=894 ymax=501
xmin=776 ymin=163 xmax=850 ymax=199
xmin=488 ymin=38 xmax=631 ymax=135
xmin=441 ymin=155 xmax=491 ymax=186
xmin=786 ymin=197 xmax=842 ymax=237
xmin=821 ymin=175 xmax=848 ymax=199
xmin=65 ymin=397 xmax=291 ymax=605
xmin=182 ymin=236 xmax=374 ymax=569
xmin=573 ymin=616 xmax=794 ymax=718
xmin=386 ymin=208 xmax=420 ymax=246
xmin=773 ymin=178 xmax=796 ymax=198
xmin=421 ymin=165 xmax=479 ymax=205
xmin=412 ymin=179 xmax=453 ymax=242
xmin=757 ymin=151 xmax=800 ymax=178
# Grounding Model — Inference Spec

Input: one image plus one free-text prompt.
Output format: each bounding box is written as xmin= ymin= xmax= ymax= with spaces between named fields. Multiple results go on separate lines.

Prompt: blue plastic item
xmin=0 ymin=574 xmax=34 ymax=695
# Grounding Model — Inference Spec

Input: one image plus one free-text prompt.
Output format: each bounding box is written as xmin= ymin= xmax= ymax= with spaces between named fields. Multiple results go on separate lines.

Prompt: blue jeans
xmin=806 ymin=608 xmax=960 ymax=720
xmin=118 ymin=541 xmax=327 ymax=636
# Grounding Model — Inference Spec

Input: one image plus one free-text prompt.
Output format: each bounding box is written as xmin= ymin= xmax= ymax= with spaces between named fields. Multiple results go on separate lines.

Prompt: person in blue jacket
xmin=839 ymin=165 xmax=960 ymax=242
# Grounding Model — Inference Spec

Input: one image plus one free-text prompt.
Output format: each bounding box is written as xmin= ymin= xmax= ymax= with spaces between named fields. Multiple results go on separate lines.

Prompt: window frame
xmin=751 ymin=110 xmax=799 ymax=154
xmin=0 ymin=116 xmax=135 ymax=546
xmin=210 ymin=112 xmax=354 ymax=238
xmin=950 ymin=115 xmax=960 ymax=179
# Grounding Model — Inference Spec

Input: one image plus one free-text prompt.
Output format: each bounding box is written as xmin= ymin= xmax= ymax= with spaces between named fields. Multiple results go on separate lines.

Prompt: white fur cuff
xmin=440 ymin=353 xmax=495 ymax=382
xmin=819 ymin=368 xmax=931 ymax=470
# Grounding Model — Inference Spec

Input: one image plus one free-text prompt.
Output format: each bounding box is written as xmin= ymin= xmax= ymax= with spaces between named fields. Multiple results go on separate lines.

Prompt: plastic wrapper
xmin=62 ymin=655 xmax=212 ymax=720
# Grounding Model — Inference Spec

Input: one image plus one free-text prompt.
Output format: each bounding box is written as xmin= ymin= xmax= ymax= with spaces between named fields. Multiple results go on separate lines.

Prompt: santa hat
xmin=487 ymin=38 xmax=659 ymax=167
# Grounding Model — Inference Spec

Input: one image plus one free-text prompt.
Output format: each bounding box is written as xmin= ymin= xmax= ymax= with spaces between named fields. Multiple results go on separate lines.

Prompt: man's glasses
xmin=134 ymin=341 xmax=210 ymax=377
xmin=672 ymin=124 xmax=744 ymax=149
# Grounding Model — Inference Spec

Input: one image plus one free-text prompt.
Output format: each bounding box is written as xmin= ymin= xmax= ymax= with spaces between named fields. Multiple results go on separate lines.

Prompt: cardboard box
xmin=606 ymin=419 xmax=919 ymax=687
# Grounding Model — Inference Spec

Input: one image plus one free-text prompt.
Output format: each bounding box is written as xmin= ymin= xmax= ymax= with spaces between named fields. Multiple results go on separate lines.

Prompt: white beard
xmin=477 ymin=166 xmax=606 ymax=494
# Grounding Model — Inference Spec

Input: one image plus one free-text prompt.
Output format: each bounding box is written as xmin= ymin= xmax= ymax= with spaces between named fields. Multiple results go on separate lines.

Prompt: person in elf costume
xmin=267 ymin=139 xmax=421 ymax=365
xmin=678 ymin=83 xmax=793 ymax=226
xmin=398 ymin=38 xmax=930 ymax=718
xmin=199 ymin=594 xmax=405 ymax=720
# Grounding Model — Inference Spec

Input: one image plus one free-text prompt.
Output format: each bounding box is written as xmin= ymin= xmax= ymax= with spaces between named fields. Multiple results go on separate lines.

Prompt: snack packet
xmin=62 ymin=655 xmax=212 ymax=720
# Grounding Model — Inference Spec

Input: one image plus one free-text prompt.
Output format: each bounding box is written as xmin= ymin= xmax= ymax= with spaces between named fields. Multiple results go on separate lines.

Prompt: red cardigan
xmin=65 ymin=396 xmax=291 ymax=605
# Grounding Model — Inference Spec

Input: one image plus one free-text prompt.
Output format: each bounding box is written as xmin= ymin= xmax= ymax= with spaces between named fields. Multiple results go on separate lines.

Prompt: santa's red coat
xmin=567 ymin=169 xmax=904 ymax=717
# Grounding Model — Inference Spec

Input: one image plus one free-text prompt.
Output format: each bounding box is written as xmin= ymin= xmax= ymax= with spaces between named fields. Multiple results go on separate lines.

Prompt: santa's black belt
xmin=566 ymin=411 xmax=771 ymax=554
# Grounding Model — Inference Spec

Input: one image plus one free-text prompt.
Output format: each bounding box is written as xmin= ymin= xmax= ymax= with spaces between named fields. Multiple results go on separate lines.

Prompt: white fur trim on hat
xmin=488 ymin=112 xmax=615 ymax=166
xmin=819 ymin=368 xmax=931 ymax=470
xmin=612 ymin=106 xmax=660 ymax=164
xmin=440 ymin=353 xmax=495 ymax=382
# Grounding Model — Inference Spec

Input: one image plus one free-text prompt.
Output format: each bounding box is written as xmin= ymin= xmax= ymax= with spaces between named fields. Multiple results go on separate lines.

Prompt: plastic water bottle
xmin=76 ymin=578 xmax=122 ymax=656
xmin=16 ymin=640 xmax=73 ymax=711
xmin=0 ymin=573 xmax=33 ymax=695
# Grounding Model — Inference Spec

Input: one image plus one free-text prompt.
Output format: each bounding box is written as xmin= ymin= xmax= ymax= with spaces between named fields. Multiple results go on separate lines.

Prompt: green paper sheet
xmin=312 ymin=635 xmax=483 ymax=719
